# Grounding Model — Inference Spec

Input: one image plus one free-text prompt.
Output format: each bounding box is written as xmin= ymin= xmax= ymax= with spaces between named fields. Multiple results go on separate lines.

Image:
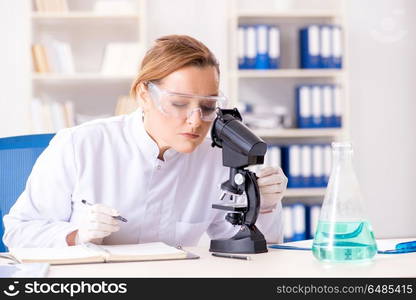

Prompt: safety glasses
xmin=147 ymin=81 xmax=227 ymax=122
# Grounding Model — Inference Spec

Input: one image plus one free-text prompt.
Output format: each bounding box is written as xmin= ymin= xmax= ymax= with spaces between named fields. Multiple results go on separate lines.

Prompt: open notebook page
xmin=99 ymin=242 xmax=187 ymax=261
xmin=9 ymin=245 xmax=103 ymax=264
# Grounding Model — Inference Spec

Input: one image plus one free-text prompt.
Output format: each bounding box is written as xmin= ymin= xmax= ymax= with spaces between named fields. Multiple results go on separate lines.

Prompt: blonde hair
xmin=130 ymin=35 xmax=220 ymax=99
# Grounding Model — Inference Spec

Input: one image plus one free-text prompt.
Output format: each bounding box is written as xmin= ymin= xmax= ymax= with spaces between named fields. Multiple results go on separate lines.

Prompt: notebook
xmin=8 ymin=242 xmax=195 ymax=265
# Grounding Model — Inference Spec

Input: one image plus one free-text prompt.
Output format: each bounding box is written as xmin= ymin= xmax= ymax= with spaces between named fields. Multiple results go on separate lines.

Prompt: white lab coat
xmin=3 ymin=109 xmax=283 ymax=248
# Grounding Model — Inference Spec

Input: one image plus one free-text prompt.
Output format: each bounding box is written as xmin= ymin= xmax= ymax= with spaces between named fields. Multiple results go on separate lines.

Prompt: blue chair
xmin=0 ymin=134 xmax=55 ymax=252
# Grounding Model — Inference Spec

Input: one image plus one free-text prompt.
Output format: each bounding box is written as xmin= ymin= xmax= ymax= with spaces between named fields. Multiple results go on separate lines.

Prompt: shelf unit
xmin=236 ymin=10 xmax=342 ymax=19
xmin=29 ymin=0 xmax=147 ymax=132
xmin=234 ymin=69 xmax=344 ymax=78
xmin=284 ymin=188 xmax=326 ymax=198
xmin=227 ymin=0 xmax=348 ymax=202
xmin=253 ymin=128 xmax=342 ymax=139
xmin=32 ymin=73 xmax=135 ymax=82
xmin=31 ymin=12 xmax=142 ymax=20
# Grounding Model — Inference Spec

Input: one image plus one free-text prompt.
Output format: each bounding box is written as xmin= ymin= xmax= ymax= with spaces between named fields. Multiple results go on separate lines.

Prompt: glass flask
xmin=312 ymin=142 xmax=377 ymax=262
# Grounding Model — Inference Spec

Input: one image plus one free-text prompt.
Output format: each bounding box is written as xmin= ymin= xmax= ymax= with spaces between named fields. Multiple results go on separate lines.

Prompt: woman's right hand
xmin=73 ymin=203 xmax=121 ymax=245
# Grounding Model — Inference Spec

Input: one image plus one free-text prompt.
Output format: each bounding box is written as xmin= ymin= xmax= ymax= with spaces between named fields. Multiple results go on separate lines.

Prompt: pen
xmin=81 ymin=199 xmax=128 ymax=223
xmin=211 ymin=253 xmax=251 ymax=260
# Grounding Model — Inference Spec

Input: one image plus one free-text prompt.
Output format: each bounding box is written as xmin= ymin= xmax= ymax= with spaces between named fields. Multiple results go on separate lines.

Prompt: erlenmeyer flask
xmin=312 ymin=142 xmax=377 ymax=262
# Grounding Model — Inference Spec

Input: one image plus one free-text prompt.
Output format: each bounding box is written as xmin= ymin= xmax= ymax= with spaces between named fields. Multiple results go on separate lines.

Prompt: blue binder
xmin=333 ymin=85 xmax=342 ymax=127
xmin=320 ymin=25 xmax=332 ymax=68
xmin=245 ymin=25 xmax=257 ymax=69
xmin=331 ymin=25 xmax=343 ymax=69
xmin=238 ymin=25 xmax=246 ymax=69
xmin=321 ymin=84 xmax=334 ymax=128
xmin=309 ymin=205 xmax=322 ymax=239
xmin=283 ymin=205 xmax=293 ymax=242
xmin=281 ymin=145 xmax=302 ymax=188
xmin=292 ymin=204 xmax=307 ymax=241
xmin=305 ymin=205 xmax=312 ymax=239
xmin=255 ymin=24 xmax=269 ymax=69
xmin=268 ymin=25 xmax=280 ymax=69
xmin=300 ymin=25 xmax=321 ymax=69
xmin=312 ymin=144 xmax=325 ymax=187
xmin=323 ymin=144 xmax=332 ymax=186
xmin=296 ymin=85 xmax=313 ymax=128
xmin=300 ymin=145 xmax=312 ymax=188
xmin=311 ymin=85 xmax=323 ymax=128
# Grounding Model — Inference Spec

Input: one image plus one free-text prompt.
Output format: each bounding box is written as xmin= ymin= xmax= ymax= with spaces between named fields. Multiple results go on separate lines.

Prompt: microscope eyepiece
xmin=211 ymin=108 xmax=267 ymax=168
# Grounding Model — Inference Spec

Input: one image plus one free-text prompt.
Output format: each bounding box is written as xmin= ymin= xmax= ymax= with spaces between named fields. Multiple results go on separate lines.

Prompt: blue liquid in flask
xmin=312 ymin=221 xmax=377 ymax=262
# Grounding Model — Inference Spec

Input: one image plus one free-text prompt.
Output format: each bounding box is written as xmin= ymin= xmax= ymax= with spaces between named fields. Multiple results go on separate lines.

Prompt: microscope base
xmin=209 ymin=225 xmax=268 ymax=254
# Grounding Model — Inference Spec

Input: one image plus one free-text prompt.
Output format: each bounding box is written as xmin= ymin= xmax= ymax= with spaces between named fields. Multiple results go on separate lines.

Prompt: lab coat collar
xmin=127 ymin=109 xmax=180 ymax=162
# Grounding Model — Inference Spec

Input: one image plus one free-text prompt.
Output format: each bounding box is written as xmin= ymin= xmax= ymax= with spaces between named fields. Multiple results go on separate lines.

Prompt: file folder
xmin=323 ymin=144 xmax=332 ymax=186
xmin=296 ymin=85 xmax=312 ymax=128
xmin=309 ymin=205 xmax=321 ymax=238
xmin=238 ymin=25 xmax=246 ymax=69
xmin=282 ymin=145 xmax=302 ymax=188
xmin=301 ymin=145 xmax=312 ymax=187
xmin=312 ymin=145 xmax=325 ymax=187
xmin=300 ymin=25 xmax=320 ymax=68
xmin=271 ymin=146 xmax=281 ymax=168
xmin=283 ymin=206 xmax=293 ymax=242
xmin=268 ymin=25 xmax=280 ymax=69
xmin=255 ymin=24 xmax=269 ymax=69
xmin=311 ymin=85 xmax=323 ymax=128
xmin=265 ymin=145 xmax=281 ymax=168
xmin=320 ymin=25 xmax=331 ymax=68
xmin=333 ymin=85 xmax=342 ymax=127
xmin=245 ymin=25 xmax=256 ymax=69
xmin=322 ymin=85 xmax=333 ymax=127
xmin=331 ymin=25 xmax=343 ymax=68
xmin=292 ymin=204 xmax=306 ymax=241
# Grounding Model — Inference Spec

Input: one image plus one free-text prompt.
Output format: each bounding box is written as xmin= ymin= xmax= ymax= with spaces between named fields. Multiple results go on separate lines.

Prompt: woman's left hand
xmin=257 ymin=166 xmax=288 ymax=213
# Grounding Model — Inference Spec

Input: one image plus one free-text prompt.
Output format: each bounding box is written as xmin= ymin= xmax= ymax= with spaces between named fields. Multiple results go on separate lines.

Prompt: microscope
xmin=209 ymin=108 xmax=268 ymax=254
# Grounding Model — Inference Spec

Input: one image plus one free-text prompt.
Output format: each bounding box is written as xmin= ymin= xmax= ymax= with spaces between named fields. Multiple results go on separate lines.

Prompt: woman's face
xmin=140 ymin=65 xmax=220 ymax=157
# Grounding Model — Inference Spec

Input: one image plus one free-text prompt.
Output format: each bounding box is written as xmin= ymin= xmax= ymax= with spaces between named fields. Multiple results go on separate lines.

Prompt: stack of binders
xmin=238 ymin=24 xmax=280 ymax=69
xmin=299 ymin=24 xmax=342 ymax=69
xmin=283 ymin=203 xmax=321 ymax=242
xmin=281 ymin=144 xmax=332 ymax=188
xmin=296 ymin=84 xmax=342 ymax=128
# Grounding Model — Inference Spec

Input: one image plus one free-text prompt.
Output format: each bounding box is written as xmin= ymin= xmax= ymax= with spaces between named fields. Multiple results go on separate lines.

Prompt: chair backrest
xmin=0 ymin=134 xmax=55 ymax=252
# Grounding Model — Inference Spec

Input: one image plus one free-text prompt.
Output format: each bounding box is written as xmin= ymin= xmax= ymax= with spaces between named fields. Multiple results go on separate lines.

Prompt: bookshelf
xmin=227 ymin=0 xmax=349 ymax=202
xmin=253 ymin=128 xmax=342 ymax=138
xmin=31 ymin=12 xmax=142 ymax=19
xmin=284 ymin=188 xmax=326 ymax=198
xmin=29 ymin=0 xmax=146 ymax=133
xmin=32 ymin=73 xmax=134 ymax=82
xmin=235 ymin=69 xmax=344 ymax=78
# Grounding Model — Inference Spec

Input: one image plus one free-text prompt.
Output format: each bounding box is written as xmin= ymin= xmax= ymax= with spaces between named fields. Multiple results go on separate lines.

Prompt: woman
xmin=3 ymin=35 xmax=287 ymax=248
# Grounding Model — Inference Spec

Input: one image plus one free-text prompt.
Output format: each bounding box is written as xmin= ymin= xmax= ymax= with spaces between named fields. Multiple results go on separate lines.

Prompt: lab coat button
xmin=157 ymin=165 xmax=162 ymax=170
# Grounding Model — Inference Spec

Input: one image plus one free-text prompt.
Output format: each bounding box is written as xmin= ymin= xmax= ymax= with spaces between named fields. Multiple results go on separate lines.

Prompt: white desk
xmin=46 ymin=238 xmax=416 ymax=278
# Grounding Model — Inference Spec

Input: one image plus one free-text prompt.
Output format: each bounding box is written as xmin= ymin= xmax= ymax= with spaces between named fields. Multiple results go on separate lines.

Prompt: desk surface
xmin=48 ymin=238 xmax=416 ymax=278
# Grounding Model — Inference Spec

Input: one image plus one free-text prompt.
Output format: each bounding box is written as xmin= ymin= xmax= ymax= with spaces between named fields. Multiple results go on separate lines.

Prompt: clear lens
xmin=148 ymin=82 xmax=226 ymax=121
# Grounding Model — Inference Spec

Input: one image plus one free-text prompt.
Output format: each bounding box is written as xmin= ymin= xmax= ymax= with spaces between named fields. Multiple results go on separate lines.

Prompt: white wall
xmin=0 ymin=0 xmax=31 ymax=137
xmin=146 ymin=0 xmax=229 ymax=94
xmin=346 ymin=0 xmax=416 ymax=238
xmin=0 ymin=0 xmax=415 ymax=239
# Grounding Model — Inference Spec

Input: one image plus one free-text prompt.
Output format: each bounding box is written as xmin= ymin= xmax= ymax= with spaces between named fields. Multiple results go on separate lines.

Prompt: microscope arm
xmin=244 ymin=170 xmax=261 ymax=227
